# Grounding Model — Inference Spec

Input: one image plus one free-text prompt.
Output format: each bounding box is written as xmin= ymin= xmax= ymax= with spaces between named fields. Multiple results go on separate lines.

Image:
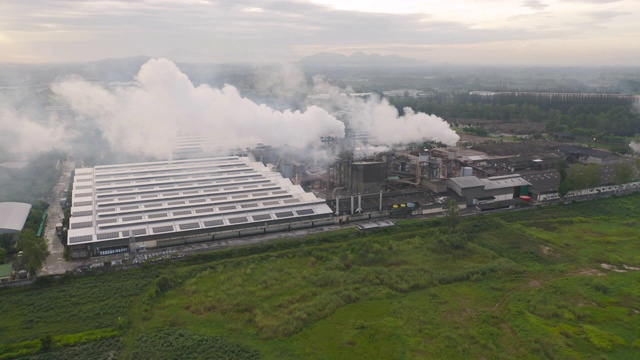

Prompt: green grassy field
xmin=2 ymin=193 xmax=640 ymax=359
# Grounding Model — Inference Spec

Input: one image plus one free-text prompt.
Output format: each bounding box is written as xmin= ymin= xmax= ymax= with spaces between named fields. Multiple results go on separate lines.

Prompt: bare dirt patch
xmin=578 ymin=268 xmax=606 ymax=276
xmin=600 ymin=263 xmax=627 ymax=272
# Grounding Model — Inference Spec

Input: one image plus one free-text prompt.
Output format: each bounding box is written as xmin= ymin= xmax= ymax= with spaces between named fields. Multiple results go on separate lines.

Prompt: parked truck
xmin=56 ymin=223 xmax=63 ymax=237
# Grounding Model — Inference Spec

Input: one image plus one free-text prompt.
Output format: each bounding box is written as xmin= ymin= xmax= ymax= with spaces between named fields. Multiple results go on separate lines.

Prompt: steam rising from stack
xmin=348 ymin=97 xmax=459 ymax=146
xmin=3 ymin=58 xmax=460 ymax=159
xmin=53 ymin=58 xmax=345 ymax=158
xmin=0 ymin=107 xmax=66 ymax=154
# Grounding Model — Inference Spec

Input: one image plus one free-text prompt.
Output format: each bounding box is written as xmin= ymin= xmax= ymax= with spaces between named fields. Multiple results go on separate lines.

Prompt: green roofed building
xmin=0 ymin=263 xmax=12 ymax=282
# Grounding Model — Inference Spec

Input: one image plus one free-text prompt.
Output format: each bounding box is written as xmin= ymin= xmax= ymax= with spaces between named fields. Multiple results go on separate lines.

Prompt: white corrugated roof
xmin=67 ymin=156 xmax=332 ymax=246
xmin=0 ymin=202 xmax=32 ymax=233
xmin=482 ymin=177 xmax=531 ymax=190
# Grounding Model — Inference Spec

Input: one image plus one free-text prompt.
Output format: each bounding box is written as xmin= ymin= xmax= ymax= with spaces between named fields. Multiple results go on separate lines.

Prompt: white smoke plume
xmin=630 ymin=141 xmax=640 ymax=154
xmin=307 ymin=77 xmax=460 ymax=147
xmin=52 ymin=58 xmax=345 ymax=159
xmin=0 ymin=106 xmax=68 ymax=155
xmin=351 ymin=98 xmax=460 ymax=146
xmin=354 ymin=145 xmax=391 ymax=158
xmin=253 ymin=65 xmax=307 ymax=99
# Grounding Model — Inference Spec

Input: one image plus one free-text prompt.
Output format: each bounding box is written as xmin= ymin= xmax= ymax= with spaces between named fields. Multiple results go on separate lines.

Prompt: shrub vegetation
xmin=1 ymin=193 xmax=640 ymax=359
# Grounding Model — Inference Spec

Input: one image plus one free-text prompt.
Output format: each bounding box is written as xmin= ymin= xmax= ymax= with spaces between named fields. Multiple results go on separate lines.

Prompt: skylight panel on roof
xmin=167 ymin=201 xmax=185 ymax=206
xmin=203 ymin=219 xmax=224 ymax=227
xmin=240 ymin=203 xmax=258 ymax=209
xmin=296 ymin=209 xmax=315 ymax=216
xmin=96 ymin=232 xmax=120 ymax=240
xmin=173 ymin=210 xmax=192 ymax=216
xmin=122 ymin=215 xmax=143 ymax=222
xmin=120 ymin=205 xmax=139 ymax=211
xmin=195 ymin=208 xmax=214 ymax=214
xmin=97 ymin=218 xmax=118 ymax=225
xmin=71 ymin=221 xmax=93 ymax=229
xmin=148 ymin=213 xmax=168 ymax=219
xmin=152 ymin=225 xmax=174 ymax=233
xmin=228 ymin=216 xmax=248 ymax=224
xmin=69 ymin=235 xmax=93 ymax=244
xmin=219 ymin=205 xmax=236 ymax=211
xmin=72 ymin=210 xmax=93 ymax=216
xmin=74 ymin=201 xmax=93 ymax=207
xmin=130 ymin=229 xmax=147 ymax=236
xmin=252 ymin=214 xmax=271 ymax=221
xmin=275 ymin=211 xmax=295 ymax=218
xmin=179 ymin=222 xmax=200 ymax=230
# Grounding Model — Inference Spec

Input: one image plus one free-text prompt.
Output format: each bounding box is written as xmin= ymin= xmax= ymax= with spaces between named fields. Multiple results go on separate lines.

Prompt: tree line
xmin=389 ymin=94 xmax=640 ymax=137
xmin=557 ymin=160 xmax=640 ymax=198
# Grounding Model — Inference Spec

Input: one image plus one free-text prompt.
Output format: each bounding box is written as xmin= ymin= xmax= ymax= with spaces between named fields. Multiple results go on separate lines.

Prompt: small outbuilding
xmin=447 ymin=174 xmax=530 ymax=205
xmin=0 ymin=202 xmax=32 ymax=234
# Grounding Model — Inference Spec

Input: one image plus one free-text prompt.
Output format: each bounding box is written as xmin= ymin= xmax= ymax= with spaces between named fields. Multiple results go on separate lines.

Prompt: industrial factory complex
xmin=63 ymin=109 xmax=640 ymax=259
xmin=65 ymin=134 xmax=640 ymax=259
xmin=65 ymin=135 xmax=640 ymax=259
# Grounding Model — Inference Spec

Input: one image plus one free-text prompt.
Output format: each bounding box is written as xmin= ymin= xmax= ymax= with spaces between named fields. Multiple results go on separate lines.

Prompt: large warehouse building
xmin=67 ymin=156 xmax=333 ymax=258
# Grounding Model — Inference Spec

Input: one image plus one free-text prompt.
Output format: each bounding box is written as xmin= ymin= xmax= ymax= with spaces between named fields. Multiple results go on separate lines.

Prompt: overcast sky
xmin=0 ymin=0 xmax=638 ymax=66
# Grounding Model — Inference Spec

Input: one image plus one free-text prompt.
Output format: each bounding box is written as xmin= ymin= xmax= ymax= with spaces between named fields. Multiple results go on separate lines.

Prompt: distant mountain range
xmin=297 ymin=52 xmax=427 ymax=67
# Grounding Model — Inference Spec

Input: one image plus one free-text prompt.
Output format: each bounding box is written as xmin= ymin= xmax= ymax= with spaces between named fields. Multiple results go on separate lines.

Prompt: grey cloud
xmin=1 ymin=0 xmax=637 ymax=65
xmin=586 ymin=10 xmax=626 ymax=21
xmin=561 ymin=0 xmax=621 ymax=3
xmin=522 ymin=0 xmax=548 ymax=10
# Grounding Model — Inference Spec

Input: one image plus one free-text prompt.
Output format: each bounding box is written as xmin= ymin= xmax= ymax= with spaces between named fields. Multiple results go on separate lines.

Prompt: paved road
xmin=39 ymin=161 xmax=77 ymax=276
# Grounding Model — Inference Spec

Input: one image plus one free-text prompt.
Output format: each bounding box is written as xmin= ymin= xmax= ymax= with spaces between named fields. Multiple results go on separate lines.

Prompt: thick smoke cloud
xmin=0 ymin=106 xmax=67 ymax=155
xmin=4 ymin=58 xmax=458 ymax=163
xmin=307 ymin=76 xmax=460 ymax=150
xmin=350 ymin=98 xmax=460 ymax=146
xmin=52 ymin=58 xmax=345 ymax=159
